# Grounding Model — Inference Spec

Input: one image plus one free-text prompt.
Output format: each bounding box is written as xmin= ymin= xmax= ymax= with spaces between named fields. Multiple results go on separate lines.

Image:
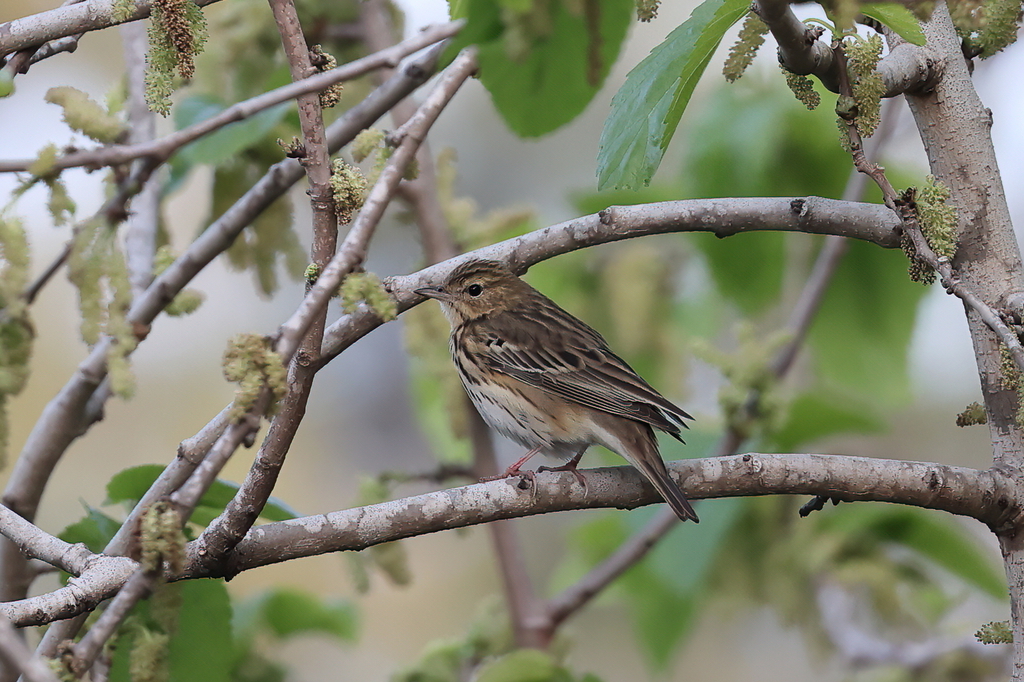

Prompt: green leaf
xmin=644 ymin=497 xmax=745 ymax=593
xmin=59 ymin=505 xmax=121 ymax=553
xmin=109 ymin=580 xmax=233 ymax=682
xmin=451 ymin=0 xmax=634 ymax=137
xmin=769 ymin=388 xmax=885 ymax=451
xmin=808 ymin=239 xmax=928 ymax=405
xmin=237 ymin=588 xmax=359 ymax=641
xmin=596 ymin=0 xmax=750 ymax=190
xmin=688 ymin=232 xmax=785 ymax=314
xmin=821 ymin=506 xmax=1006 ymax=600
xmin=173 ymin=95 xmax=290 ymax=167
xmin=476 ymin=650 xmax=558 ymax=682
xmin=105 ymin=464 xmax=299 ymax=523
xmin=170 ymin=580 xmax=234 ymax=682
xmin=861 ymin=3 xmax=926 ymax=46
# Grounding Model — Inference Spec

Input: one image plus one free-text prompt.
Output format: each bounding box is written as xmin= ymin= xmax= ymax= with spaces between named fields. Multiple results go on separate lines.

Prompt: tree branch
xmin=756 ymin=0 xmax=942 ymax=95
xmin=318 ymin=196 xmax=901 ymax=362
xmin=0 ymin=42 xmax=448 ymax=618
xmin=274 ymin=48 xmax=479 ymax=361
xmin=0 ymin=0 xmax=223 ymax=58
xmin=0 ymin=22 xmax=461 ymax=174
xmin=0 ymin=613 xmax=60 ymax=682
xmin=120 ymin=20 xmax=160 ymax=298
xmin=0 ymin=504 xmax=93 ymax=575
xmin=1 ymin=453 xmax=1014 ymax=628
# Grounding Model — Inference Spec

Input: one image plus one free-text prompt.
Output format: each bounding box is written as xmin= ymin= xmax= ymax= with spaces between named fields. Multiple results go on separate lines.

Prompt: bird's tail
xmin=619 ymin=423 xmax=699 ymax=523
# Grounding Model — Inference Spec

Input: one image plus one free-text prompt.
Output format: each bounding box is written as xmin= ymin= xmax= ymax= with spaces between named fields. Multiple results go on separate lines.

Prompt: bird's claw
xmin=480 ymin=466 xmax=536 ymax=488
xmin=537 ymin=464 xmax=587 ymax=491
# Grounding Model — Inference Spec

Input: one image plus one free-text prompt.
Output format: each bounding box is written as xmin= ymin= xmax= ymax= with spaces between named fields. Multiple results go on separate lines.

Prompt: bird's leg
xmin=537 ymin=446 xmax=588 ymax=489
xmin=480 ymin=445 xmax=543 ymax=484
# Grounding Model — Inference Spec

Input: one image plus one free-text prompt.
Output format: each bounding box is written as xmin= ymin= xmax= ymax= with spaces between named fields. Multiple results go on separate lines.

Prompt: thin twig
xmin=190 ymin=48 xmax=478 ymax=573
xmin=67 ymin=570 xmax=158 ymax=676
xmin=121 ymin=21 xmax=160 ymax=297
xmin=21 ymin=242 xmax=71 ymax=305
xmin=180 ymin=0 xmax=341 ymax=580
xmin=0 ymin=22 xmax=462 ymax=174
xmin=275 ymin=48 xmax=479 ymax=361
xmin=833 ymin=44 xmax=1024 ymax=374
xmin=0 ymin=504 xmax=93 ymax=575
xmin=0 ymin=613 xmax=60 ymax=682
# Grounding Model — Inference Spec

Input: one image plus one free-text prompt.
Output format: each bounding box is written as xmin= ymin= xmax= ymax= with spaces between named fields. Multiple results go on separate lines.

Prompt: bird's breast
xmin=450 ymin=328 xmax=590 ymax=458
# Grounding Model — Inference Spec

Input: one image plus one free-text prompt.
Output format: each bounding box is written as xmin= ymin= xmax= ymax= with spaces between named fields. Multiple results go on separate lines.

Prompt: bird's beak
xmin=415 ymin=285 xmax=448 ymax=300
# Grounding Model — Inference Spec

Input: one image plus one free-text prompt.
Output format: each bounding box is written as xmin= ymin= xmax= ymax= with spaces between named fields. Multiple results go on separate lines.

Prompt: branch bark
xmin=1 ymin=453 xmax=1016 ymax=627
xmin=894 ymin=3 xmax=1024 ymax=674
xmin=756 ymin=0 xmax=943 ymax=95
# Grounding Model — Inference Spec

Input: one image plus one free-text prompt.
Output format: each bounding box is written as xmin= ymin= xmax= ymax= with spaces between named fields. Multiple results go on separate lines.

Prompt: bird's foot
xmin=537 ymin=463 xmax=587 ymax=490
xmin=480 ymin=465 xmax=536 ymax=490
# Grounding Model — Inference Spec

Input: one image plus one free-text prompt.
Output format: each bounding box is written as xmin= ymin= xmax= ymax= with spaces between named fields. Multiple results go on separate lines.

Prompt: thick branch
xmin=1 ymin=453 xmax=1014 ymax=627
xmin=319 ymin=196 xmax=901 ymax=360
xmin=756 ymin=0 xmax=942 ymax=95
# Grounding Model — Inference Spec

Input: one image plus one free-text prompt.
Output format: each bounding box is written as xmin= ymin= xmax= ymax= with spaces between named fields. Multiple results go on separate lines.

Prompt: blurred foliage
xmin=0 ymin=214 xmax=31 ymax=466
xmin=950 ymin=0 xmax=1024 ymax=58
xmin=44 ymin=86 xmax=126 ymax=143
xmin=393 ymin=597 xmax=603 ymax=682
xmin=67 ymin=217 xmax=139 ymax=398
xmin=447 ymin=0 xmax=634 ymax=137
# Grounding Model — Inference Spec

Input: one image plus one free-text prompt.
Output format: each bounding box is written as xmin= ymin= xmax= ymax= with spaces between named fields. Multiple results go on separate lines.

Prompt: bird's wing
xmin=465 ymin=307 xmax=692 ymax=435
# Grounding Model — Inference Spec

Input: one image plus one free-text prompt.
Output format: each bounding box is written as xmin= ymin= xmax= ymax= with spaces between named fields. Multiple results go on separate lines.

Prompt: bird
xmin=414 ymin=258 xmax=699 ymax=522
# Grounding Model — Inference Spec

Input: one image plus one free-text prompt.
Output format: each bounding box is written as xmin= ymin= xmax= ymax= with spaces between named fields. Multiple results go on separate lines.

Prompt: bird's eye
xmin=466 ymin=283 xmax=484 ymax=297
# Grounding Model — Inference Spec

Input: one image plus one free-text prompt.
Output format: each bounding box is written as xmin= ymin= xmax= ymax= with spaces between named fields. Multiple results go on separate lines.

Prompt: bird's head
xmin=415 ymin=259 xmax=526 ymax=324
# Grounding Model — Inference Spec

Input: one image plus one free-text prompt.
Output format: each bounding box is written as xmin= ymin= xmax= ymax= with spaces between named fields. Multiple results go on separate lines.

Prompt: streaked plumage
xmin=415 ymin=259 xmax=698 ymax=522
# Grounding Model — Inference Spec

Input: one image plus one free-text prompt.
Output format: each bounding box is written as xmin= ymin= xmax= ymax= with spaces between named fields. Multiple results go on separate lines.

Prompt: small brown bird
xmin=415 ymin=259 xmax=698 ymax=522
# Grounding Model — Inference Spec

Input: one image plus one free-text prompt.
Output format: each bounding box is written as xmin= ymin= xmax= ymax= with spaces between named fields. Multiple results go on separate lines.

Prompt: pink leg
xmin=480 ymin=445 xmax=543 ymax=483
xmin=537 ymin=447 xmax=588 ymax=488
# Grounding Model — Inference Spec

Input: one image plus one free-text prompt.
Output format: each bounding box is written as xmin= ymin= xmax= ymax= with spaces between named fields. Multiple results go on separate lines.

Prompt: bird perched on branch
xmin=415 ymin=259 xmax=698 ymax=522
